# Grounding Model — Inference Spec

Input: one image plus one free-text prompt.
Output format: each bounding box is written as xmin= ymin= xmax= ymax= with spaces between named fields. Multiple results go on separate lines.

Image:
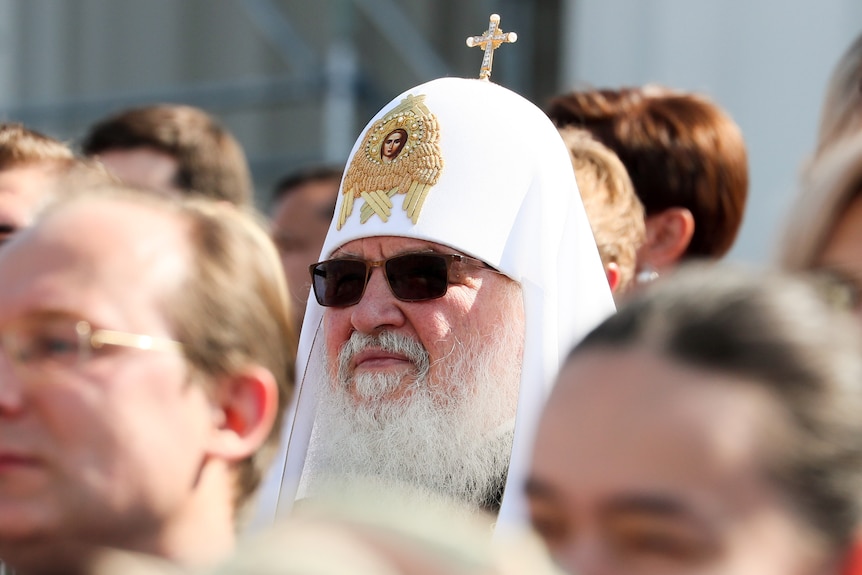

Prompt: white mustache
xmin=337 ymin=331 xmax=431 ymax=386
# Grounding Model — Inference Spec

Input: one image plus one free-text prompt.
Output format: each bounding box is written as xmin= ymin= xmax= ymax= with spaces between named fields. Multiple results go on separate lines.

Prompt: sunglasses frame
xmin=309 ymin=252 xmax=498 ymax=307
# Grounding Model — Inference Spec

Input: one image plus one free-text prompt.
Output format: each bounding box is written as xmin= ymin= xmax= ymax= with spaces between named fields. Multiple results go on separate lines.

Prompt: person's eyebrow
xmin=16 ymin=309 xmax=82 ymax=322
xmin=2 ymin=309 xmax=89 ymax=333
xmin=601 ymin=493 xmax=718 ymax=533
xmin=604 ymin=493 xmax=690 ymax=516
xmin=328 ymin=247 xmax=355 ymax=258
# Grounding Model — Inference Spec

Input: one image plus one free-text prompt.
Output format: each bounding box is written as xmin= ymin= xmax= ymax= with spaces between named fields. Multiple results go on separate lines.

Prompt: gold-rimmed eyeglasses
xmin=0 ymin=317 xmax=183 ymax=375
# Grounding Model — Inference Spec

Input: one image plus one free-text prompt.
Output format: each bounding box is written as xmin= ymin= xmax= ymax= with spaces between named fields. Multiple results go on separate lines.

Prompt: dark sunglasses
xmin=309 ymin=252 xmax=497 ymax=307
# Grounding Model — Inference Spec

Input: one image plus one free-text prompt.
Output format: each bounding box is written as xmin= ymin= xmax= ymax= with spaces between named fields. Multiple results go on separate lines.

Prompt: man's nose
xmin=555 ymin=536 xmax=619 ymax=575
xmin=349 ymin=267 xmax=407 ymax=334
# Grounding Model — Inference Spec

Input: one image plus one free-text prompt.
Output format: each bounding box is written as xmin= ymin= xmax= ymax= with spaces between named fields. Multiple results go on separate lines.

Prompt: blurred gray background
xmin=0 ymin=0 xmax=859 ymax=262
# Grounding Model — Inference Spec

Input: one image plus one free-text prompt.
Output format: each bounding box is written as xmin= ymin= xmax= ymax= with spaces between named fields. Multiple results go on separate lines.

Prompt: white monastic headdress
xmin=252 ymin=70 xmax=614 ymax=531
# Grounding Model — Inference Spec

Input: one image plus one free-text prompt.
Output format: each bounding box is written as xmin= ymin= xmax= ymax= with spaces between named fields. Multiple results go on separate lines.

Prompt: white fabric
xmin=250 ymin=77 xmax=615 ymax=531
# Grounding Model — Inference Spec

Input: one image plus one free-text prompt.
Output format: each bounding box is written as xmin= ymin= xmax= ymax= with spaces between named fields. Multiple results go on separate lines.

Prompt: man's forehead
xmin=0 ymin=197 xmax=190 ymax=286
xmin=330 ymin=236 xmax=471 ymax=259
xmin=0 ymin=164 xmax=57 ymax=203
xmin=44 ymin=196 xmax=182 ymax=238
xmin=0 ymin=196 xmax=192 ymax=324
xmin=96 ymin=147 xmax=181 ymax=194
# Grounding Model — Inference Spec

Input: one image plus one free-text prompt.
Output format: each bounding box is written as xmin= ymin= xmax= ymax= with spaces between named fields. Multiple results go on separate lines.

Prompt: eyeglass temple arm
xmin=89 ymin=329 xmax=183 ymax=352
xmin=457 ymin=255 xmax=505 ymax=275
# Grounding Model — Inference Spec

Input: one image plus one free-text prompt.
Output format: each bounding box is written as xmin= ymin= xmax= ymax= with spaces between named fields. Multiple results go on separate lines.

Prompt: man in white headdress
xmin=252 ymin=17 xmax=614 ymax=529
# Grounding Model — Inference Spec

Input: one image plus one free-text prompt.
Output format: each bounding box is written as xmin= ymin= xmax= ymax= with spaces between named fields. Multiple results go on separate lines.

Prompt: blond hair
xmin=0 ymin=122 xmax=75 ymax=171
xmin=212 ymin=483 xmax=559 ymax=575
xmin=559 ymin=127 xmax=645 ymax=293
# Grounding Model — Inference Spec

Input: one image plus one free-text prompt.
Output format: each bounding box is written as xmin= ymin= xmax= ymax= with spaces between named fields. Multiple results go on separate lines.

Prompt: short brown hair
xmin=0 ymin=122 xmax=75 ymax=171
xmin=81 ymin=104 xmax=254 ymax=206
xmin=558 ymin=127 xmax=645 ymax=293
xmin=573 ymin=264 xmax=862 ymax=551
xmin=547 ymin=87 xmax=748 ymax=258
xmin=43 ymin=182 xmax=296 ymax=514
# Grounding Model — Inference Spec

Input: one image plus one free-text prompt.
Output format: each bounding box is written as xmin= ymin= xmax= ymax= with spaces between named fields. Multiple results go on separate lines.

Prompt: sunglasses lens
xmin=385 ymin=254 xmax=449 ymax=302
xmin=311 ymin=259 xmax=369 ymax=307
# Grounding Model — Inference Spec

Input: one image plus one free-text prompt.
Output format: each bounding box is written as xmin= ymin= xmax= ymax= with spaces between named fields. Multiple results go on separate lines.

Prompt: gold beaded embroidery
xmin=338 ymin=94 xmax=443 ymax=229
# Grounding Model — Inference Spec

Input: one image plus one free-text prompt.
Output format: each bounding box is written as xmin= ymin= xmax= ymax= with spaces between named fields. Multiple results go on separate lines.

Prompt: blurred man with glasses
xmin=0 ymin=179 xmax=295 ymax=573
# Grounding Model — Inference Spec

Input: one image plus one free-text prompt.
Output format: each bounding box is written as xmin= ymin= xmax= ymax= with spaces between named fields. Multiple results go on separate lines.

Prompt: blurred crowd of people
xmin=1 ymin=17 xmax=862 ymax=575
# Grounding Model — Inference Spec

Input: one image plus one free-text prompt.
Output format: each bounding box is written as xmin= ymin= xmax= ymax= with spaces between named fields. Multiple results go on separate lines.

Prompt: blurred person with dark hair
xmin=270 ymin=166 xmax=341 ymax=331
xmin=558 ymin=126 xmax=645 ymax=297
xmin=0 ymin=180 xmax=295 ymax=573
xmin=528 ymin=264 xmax=862 ymax=575
xmin=547 ymin=86 xmax=748 ymax=278
xmin=80 ymin=104 xmax=253 ymax=206
xmin=0 ymin=123 xmax=78 ymax=245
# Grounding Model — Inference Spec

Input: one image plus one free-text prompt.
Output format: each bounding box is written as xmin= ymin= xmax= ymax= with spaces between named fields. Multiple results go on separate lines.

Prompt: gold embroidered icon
xmin=338 ymin=94 xmax=443 ymax=229
xmin=466 ymin=14 xmax=517 ymax=81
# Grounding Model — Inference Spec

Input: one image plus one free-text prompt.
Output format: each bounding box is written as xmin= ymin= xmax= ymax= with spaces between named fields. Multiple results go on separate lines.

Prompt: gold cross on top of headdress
xmin=466 ymin=14 xmax=517 ymax=81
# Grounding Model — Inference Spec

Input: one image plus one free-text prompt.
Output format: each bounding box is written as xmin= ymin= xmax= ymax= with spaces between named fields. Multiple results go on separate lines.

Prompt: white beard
xmin=305 ymin=324 xmax=523 ymax=511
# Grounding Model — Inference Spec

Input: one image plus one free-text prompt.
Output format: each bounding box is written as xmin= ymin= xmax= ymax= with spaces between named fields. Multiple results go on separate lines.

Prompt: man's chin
xmin=348 ymin=369 xmax=418 ymax=406
xmin=349 ymin=384 xmax=415 ymax=407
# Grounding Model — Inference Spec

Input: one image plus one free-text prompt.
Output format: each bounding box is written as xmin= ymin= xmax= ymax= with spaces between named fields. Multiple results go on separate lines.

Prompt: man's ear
xmin=604 ymin=262 xmax=621 ymax=293
xmin=207 ymin=366 xmax=279 ymax=461
xmin=636 ymin=208 xmax=695 ymax=271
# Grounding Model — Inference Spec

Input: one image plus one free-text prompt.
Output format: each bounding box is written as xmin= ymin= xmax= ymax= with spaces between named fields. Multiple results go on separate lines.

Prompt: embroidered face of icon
xmin=381 ymin=129 xmax=407 ymax=163
xmin=337 ymin=94 xmax=443 ymax=230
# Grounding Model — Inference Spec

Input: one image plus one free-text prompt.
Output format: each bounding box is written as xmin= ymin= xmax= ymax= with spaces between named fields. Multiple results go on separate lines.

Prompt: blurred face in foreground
xmin=527 ymin=348 xmax=832 ymax=575
xmin=0 ymin=197 xmax=266 ymax=570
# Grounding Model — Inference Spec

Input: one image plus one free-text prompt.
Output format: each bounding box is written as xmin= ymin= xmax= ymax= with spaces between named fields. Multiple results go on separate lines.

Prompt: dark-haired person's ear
xmin=636 ymin=207 xmax=695 ymax=271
